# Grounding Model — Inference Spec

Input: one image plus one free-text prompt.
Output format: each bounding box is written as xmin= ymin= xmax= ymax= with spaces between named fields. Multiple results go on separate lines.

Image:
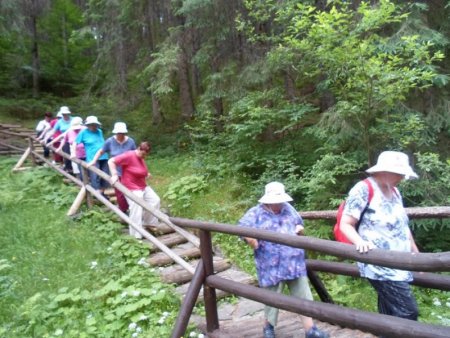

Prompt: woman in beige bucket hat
xmin=340 ymin=151 xmax=420 ymax=329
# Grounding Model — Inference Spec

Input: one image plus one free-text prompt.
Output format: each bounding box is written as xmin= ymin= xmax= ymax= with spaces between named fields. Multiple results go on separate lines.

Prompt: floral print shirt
xmin=239 ymin=203 xmax=307 ymax=287
xmin=343 ymin=177 xmax=413 ymax=282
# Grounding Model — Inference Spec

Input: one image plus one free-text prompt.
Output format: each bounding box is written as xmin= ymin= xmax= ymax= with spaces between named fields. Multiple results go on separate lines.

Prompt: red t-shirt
xmin=113 ymin=150 xmax=148 ymax=190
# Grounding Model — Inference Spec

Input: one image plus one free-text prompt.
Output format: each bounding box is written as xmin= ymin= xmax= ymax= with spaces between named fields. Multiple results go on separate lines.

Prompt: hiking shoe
xmin=263 ymin=323 xmax=275 ymax=338
xmin=305 ymin=325 xmax=329 ymax=338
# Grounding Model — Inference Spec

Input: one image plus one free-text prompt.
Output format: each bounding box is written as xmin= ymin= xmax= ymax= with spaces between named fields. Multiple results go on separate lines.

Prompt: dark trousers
xmin=369 ymin=279 xmax=418 ymax=320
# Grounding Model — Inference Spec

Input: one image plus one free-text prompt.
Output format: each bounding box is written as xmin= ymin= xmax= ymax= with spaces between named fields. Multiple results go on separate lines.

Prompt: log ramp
xmin=2 ymin=124 xmax=449 ymax=338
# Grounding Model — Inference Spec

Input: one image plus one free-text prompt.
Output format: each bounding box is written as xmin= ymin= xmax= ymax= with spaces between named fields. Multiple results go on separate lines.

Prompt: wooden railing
xmin=169 ymin=218 xmax=450 ymax=338
xmin=3 ymin=132 xmax=450 ymax=338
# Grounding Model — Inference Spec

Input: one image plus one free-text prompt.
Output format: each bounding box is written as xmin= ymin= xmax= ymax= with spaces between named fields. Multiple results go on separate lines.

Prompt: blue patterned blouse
xmin=343 ymin=177 xmax=413 ymax=282
xmin=239 ymin=203 xmax=307 ymax=287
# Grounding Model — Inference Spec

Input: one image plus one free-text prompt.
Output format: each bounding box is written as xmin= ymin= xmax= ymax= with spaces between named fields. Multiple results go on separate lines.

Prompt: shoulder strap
xmin=355 ymin=178 xmax=374 ymax=231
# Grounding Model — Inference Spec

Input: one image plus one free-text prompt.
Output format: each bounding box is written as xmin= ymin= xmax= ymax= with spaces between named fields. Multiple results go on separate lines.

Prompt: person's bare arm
xmin=340 ymin=215 xmax=374 ymax=253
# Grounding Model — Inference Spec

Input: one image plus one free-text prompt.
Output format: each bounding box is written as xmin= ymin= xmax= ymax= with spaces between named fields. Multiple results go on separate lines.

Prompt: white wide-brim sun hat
xmin=258 ymin=181 xmax=293 ymax=204
xmin=84 ymin=116 xmax=101 ymax=125
xmin=366 ymin=151 xmax=418 ymax=179
xmin=70 ymin=116 xmax=84 ymax=130
xmin=58 ymin=106 xmax=71 ymax=115
xmin=112 ymin=122 xmax=128 ymax=134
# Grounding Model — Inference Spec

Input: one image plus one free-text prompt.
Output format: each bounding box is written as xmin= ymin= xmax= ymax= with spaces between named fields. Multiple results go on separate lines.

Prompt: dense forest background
xmin=1 ymin=0 xmax=449 ymax=250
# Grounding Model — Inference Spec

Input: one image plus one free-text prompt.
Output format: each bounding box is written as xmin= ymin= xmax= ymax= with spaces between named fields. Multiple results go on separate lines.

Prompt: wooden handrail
xmin=170 ymin=217 xmax=450 ymax=272
xmin=206 ymin=275 xmax=450 ymax=338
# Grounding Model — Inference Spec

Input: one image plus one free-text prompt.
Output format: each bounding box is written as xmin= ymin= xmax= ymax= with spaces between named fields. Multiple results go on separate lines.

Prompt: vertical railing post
xmin=28 ymin=137 xmax=37 ymax=166
xmin=199 ymin=229 xmax=219 ymax=332
xmin=82 ymin=166 xmax=93 ymax=208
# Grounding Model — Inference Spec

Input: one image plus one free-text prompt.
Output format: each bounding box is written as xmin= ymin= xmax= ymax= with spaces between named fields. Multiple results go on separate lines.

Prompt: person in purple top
xmin=239 ymin=182 xmax=329 ymax=338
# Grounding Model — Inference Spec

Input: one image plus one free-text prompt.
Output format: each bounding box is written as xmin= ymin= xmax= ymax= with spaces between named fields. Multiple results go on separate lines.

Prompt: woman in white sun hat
xmin=88 ymin=122 xmax=136 ymax=213
xmin=75 ymin=116 xmax=110 ymax=193
xmin=340 ymin=151 xmax=420 ymax=327
xmin=239 ymin=182 xmax=329 ymax=338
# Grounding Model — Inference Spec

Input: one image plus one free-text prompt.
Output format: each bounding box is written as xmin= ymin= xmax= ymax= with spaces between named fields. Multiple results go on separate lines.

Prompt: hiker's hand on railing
xmin=244 ymin=237 xmax=259 ymax=250
xmin=110 ymin=174 xmax=119 ymax=185
xmin=295 ymin=224 xmax=305 ymax=236
xmin=355 ymin=239 xmax=374 ymax=253
xmin=86 ymin=160 xmax=95 ymax=168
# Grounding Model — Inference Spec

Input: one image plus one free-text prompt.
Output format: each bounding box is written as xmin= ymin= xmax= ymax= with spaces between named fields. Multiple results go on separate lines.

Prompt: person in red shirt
xmin=108 ymin=142 xmax=160 ymax=239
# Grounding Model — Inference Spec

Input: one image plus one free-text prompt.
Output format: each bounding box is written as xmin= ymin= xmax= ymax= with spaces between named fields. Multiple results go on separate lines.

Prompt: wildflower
xmin=54 ymin=329 xmax=63 ymax=336
xmin=189 ymin=332 xmax=196 ymax=337
xmin=90 ymin=261 xmax=98 ymax=269
xmin=121 ymin=291 xmax=128 ymax=298
xmin=128 ymin=322 xmax=137 ymax=330
xmin=42 ymin=277 xmax=49 ymax=281
xmin=132 ymin=333 xmax=139 ymax=338
xmin=158 ymin=318 xmax=165 ymax=324
xmin=138 ymin=315 xmax=148 ymax=321
xmin=163 ymin=311 xmax=169 ymax=317
xmin=198 ymin=334 xmax=205 ymax=338
xmin=136 ymin=327 xmax=142 ymax=333
xmin=433 ymin=298 xmax=442 ymax=306
xmin=132 ymin=290 xmax=141 ymax=297
xmin=137 ymin=258 xmax=149 ymax=267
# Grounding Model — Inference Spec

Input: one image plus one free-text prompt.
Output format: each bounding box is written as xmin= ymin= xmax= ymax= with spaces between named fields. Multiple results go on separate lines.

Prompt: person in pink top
xmin=108 ymin=141 xmax=161 ymax=239
xmin=50 ymin=117 xmax=86 ymax=178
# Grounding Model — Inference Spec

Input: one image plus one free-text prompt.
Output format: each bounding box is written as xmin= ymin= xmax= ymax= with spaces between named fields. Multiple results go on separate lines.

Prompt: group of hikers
xmin=35 ymin=106 xmax=160 ymax=240
xmin=36 ymin=109 xmax=420 ymax=338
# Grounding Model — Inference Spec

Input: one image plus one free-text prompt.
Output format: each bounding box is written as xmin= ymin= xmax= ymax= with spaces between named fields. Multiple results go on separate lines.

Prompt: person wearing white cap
xmin=340 ymin=151 xmax=420 ymax=326
xmin=88 ymin=122 xmax=136 ymax=213
xmin=48 ymin=117 xmax=86 ymax=178
xmin=239 ymin=182 xmax=329 ymax=338
xmin=38 ymin=109 xmax=64 ymax=165
xmin=75 ymin=116 xmax=109 ymax=193
xmin=43 ymin=106 xmax=73 ymax=171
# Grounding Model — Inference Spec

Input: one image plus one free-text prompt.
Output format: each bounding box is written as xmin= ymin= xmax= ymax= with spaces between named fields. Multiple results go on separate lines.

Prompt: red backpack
xmin=333 ymin=179 xmax=374 ymax=244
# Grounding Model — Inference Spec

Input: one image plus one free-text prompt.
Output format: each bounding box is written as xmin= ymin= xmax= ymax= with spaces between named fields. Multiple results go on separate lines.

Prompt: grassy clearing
xmin=0 ymin=157 xmax=202 ymax=337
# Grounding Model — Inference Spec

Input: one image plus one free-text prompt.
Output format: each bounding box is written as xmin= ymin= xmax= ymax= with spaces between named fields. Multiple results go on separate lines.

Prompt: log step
xmin=161 ymin=257 xmax=231 ymax=284
xmin=176 ymin=268 xmax=256 ymax=302
xmin=148 ymin=242 xmax=200 ymax=266
xmin=143 ymin=232 xmax=188 ymax=252
xmin=144 ymin=222 xmax=176 ymax=235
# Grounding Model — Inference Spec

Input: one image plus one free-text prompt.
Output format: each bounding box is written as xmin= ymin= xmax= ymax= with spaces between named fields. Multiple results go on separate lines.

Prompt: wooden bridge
xmin=1 ymin=123 xmax=450 ymax=338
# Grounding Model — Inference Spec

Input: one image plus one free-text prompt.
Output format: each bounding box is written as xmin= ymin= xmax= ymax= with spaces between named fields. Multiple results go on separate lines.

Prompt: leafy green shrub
xmin=163 ymin=174 xmax=208 ymax=212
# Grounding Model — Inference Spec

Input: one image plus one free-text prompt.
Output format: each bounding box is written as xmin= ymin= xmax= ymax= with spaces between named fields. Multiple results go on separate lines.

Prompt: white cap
xmin=366 ymin=151 xmax=418 ymax=179
xmin=258 ymin=182 xmax=293 ymax=204
xmin=112 ymin=122 xmax=128 ymax=134
xmin=84 ymin=116 xmax=101 ymax=125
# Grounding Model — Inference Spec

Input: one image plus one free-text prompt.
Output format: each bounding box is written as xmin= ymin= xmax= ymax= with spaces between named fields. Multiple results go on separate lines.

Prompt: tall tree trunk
xmin=177 ymin=31 xmax=195 ymax=121
xmin=151 ymin=92 xmax=163 ymax=125
xmin=30 ymin=0 xmax=40 ymax=97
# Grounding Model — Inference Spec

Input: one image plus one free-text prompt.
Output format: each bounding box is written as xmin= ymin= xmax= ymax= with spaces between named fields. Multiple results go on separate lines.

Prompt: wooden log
xmin=206 ymin=275 xmax=450 ymax=338
xmin=160 ymin=257 xmax=231 ymax=284
xmin=175 ymin=268 xmax=256 ymax=302
xmin=12 ymin=147 xmax=30 ymax=171
xmin=170 ymin=217 xmax=450 ymax=272
xmin=83 ymin=184 xmax=195 ymax=275
xmin=171 ymin=261 xmax=205 ymax=338
xmin=67 ymin=187 xmax=86 ymax=216
xmin=144 ymin=223 xmax=176 ymax=235
xmin=148 ymin=244 xmax=200 ymax=266
xmin=299 ymin=206 xmax=450 ymax=220
xmin=143 ymin=232 xmax=187 ymax=252
xmin=306 ymin=259 xmax=450 ymax=291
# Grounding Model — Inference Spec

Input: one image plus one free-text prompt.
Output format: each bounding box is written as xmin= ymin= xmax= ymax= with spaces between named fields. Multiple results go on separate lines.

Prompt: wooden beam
xmin=206 ymin=275 xmax=450 ymax=338
xmin=170 ymin=217 xmax=450 ymax=272
xmin=12 ymin=147 xmax=30 ymax=171
xmin=67 ymin=187 xmax=86 ymax=216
